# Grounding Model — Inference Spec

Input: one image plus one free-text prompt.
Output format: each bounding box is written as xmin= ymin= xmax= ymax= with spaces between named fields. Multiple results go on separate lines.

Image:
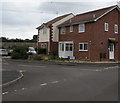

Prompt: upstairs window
xmin=104 ymin=23 xmax=108 ymax=31
xmin=78 ymin=24 xmax=85 ymax=33
xmin=60 ymin=27 xmax=66 ymax=34
xmin=79 ymin=43 xmax=88 ymax=51
xmin=114 ymin=24 xmax=118 ymax=34
xmin=43 ymin=28 xmax=47 ymax=35
xmin=70 ymin=25 xmax=73 ymax=32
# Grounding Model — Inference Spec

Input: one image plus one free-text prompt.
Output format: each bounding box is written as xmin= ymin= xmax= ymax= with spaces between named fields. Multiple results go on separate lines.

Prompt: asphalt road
xmin=2 ymin=58 xmax=119 ymax=101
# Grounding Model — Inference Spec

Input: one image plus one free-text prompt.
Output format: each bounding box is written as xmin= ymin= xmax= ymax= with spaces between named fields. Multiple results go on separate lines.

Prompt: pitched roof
xmin=58 ymin=5 xmax=119 ymax=27
xmin=36 ymin=13 xmax=73 ymax=29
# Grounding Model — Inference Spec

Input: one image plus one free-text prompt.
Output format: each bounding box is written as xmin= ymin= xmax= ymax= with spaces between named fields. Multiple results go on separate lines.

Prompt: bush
xmin=37 ymin=48 xmax=47 ymax=54
xmin=11 ymin=52 xmax=20 ymax=59
xmin=31 ymin=55 xmax=42 ymax=60
xmin=29 ymin=54 xmax=58 ymax=61
xmin=11 ymin=46 xmax=28 ymax=59
xmin=48 ymin=54 xmax=58 ymax=60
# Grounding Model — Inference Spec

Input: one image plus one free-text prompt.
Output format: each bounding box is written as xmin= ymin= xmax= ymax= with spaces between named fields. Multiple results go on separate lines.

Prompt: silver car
xmin=0 ymin=49 xmax=8 ymax=56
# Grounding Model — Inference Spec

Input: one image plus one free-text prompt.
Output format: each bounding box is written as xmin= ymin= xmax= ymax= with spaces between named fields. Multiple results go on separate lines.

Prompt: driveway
xmin=2 ymin=58 xmax=119 ymax=101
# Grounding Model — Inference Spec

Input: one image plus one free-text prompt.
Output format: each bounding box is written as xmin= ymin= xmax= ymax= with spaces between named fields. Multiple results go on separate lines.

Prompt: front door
xmin=109 ymin=43 xmax=114 ymax=59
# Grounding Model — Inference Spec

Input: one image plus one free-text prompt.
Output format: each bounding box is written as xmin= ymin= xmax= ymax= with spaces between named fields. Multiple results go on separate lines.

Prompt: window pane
xmin=79 ymin=24 xmax=85 ymax=32
xmin=70 ymin=26 xmax=73 ymax=32
xmin=84 ymin=44 xmax=88 ymax=50
xmin=59 ymin=43 xmax=61 ymax=51
xmin=115 ymin=24 xmax=118 ymax=33
xmin=66 ymin=44 xmax=69 ymax=51
xmin=105 ymin=23 xmax=108 ymax=31
xmin=41 ymin=44 xmax=47 ymax=48
xmin=70 ymin=44 xmax=73 ymax=51
xmin=61 ymin=27 xmax=65 ymax=34
xmin=62 ymin=43 xmax=64 ymax=51
xmin=80 ymin=44 xmax=83 ymax=50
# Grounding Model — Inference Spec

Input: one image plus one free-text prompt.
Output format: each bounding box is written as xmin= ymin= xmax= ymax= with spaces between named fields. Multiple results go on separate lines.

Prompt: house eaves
xmin=58 ymin=5 xmax=120 ymax=28
xmin=94 ymin=6 xmax=118 ymax=22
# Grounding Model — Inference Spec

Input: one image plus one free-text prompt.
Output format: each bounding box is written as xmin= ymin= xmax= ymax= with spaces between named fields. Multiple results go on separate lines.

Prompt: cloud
xmin=1 ymin=0 xmax=117 ymax=39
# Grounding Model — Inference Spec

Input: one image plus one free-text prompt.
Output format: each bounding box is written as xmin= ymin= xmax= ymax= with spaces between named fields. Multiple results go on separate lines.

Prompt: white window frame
xmin=114 ymin=24 xmax=118 ymax=34
xmin=65 ymin=43 xmax=73 ymax=51
xmin=59 ymin=43 xmax=64 ymax=51
xmin=41 ymin=43 xmax=47 ymax=48
xmin=104 ymin=23 xmax=108 ymax=32
xmin=79 ymin=43 xmax=88 ymax=51
xmin=78 ymin=24 xmax=85 ymax=33
xmin=70 ymin=25 xmax=73 ymax=32
xmin=60 ymin=27 xmax=66 ymax=34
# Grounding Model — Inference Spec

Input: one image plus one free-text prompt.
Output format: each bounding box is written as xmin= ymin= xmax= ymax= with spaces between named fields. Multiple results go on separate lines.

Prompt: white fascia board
xmin=94 ymin=7 xmax=116 ymax=22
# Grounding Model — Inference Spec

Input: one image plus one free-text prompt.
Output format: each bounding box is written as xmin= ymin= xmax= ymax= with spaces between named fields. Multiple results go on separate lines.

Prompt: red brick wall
xmin=59 ymin=22 xmax=94 ymax=61
xmin=59 ymin=9 xmax=120 ymax=61
xmin=92 ymin=9 xmax=120 ymax=61
xmin=50 ymin=42 xmax=58 ymax=55
xmin=118 ymin=10 xmax=120 ymax=61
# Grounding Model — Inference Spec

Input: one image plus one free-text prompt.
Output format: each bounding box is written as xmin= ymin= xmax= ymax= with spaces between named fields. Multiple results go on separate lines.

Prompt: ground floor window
xmin=79 ymin=43 xmax=88 ymax=51
xmin=65 ymin=43 xmax=73 ymax=51
xmin=59 ymin=43 xmax=64 ymax=51
xmin=41 ymin=43 xmax=47 ymax=48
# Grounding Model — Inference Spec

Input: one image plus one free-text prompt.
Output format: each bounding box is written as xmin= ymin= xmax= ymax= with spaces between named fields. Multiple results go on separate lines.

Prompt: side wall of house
xmin=92 ymin=9 xmax=120 ymax=61
xmin=38 ymin=27 xmax=50 ymax=42
xmin=118 ymin=9 xmax=120 ymax=61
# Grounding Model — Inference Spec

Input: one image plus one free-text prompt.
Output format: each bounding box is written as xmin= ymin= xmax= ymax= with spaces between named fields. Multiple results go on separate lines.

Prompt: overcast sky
xmin=0 ymin=0 xmax=118 ymax=39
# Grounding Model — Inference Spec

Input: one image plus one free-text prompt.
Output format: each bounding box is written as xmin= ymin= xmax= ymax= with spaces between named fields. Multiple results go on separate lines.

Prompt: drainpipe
xmin=89 ymin=41 xmax=91 ymax=61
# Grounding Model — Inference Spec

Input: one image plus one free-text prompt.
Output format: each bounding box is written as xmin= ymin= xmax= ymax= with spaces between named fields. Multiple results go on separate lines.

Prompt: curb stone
xmin=0 ymin=71 xmax=24 ymax=88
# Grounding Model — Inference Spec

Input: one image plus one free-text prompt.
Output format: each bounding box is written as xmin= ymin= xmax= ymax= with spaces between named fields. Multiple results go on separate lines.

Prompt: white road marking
xmin=95 ymin=70 xmax=102 ymax=72
xmin=3 ymin=63 xmax=9 ymax=65
xmin=21 ymin=88 xmax=27 ymax=90
xmin=51 ymin=81 xmax=59 ymax=84
xmin=14 ymin=90 xmax=17 ymax=92
xmin=40 ymin=83 xmax=47 ymax=86
xmin=104 ymin=66 xmax=119 ymax=70
xmin=2 ymin=92 xmax=8 ymax=95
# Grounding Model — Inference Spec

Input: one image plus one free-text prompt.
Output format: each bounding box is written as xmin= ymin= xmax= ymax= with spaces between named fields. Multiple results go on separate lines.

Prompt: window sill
xmin=79 ymin=50 xmax=88 ymax=52
xmin=78 ymin=31 xmax=85 ymax=33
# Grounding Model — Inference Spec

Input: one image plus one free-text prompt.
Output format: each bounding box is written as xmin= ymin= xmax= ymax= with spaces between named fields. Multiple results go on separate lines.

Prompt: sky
xmin=0 ymin=0 xmax=119 ymax=39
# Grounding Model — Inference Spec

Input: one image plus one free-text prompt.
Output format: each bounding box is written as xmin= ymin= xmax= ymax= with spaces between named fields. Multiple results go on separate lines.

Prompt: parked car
xmin=8 ymin=49 xmax=13 ymax=56
xmin=27 ymin=47 xmax=36 ymax=55
xmin=0 ymin=49 xmax=8 ymax=56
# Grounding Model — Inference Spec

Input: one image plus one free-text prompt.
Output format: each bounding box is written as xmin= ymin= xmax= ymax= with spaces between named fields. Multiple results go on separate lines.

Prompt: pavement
xmin=2 ymin=70 xmax=22 ymax=85
xmin=2 ymin=58 xmax=119 ymax=101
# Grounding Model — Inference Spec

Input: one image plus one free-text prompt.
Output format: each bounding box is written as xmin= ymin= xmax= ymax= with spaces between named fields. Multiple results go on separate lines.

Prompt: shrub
xmin=11 ymin=52 xmax=20 ymax=59
xmin=37 ymin=48 xmax=47 ymax=54
xmin=48 ymin=54 xmax=57 ymax=60
xmin=31 ymin=55 xmax=42 ymax=60
xmin=11 ymin=46 xmax=28 ymax=59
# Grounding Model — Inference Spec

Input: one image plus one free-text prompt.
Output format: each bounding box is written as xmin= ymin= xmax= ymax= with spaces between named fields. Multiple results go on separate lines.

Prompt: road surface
xmin=2 ymin=59 xmax=119 ymax=101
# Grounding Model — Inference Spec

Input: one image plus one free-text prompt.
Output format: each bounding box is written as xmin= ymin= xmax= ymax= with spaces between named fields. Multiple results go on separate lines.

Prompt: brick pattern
xmin=59 ymin=9 xmax=120 ymax=62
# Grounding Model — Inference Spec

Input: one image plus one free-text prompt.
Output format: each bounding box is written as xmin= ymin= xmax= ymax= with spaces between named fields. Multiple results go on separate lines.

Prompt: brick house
xmin=36 ymin=13 xmax=74 ymax=55
xmin=58 ymin=5 xmax=120 ymax=62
